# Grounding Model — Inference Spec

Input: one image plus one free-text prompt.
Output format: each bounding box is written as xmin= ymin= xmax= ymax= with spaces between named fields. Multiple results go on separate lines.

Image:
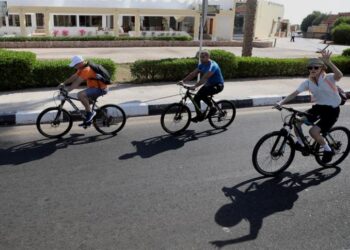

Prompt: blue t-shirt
xmin=197 ymin=60 xmax=224 ymax=86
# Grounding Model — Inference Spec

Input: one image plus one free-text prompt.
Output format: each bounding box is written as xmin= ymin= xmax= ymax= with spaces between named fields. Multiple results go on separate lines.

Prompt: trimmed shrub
xmin=0 ymin=49 xmax=116 ymax=91
xmin=332 ymin=23 xmax=350 ymax=45
xmin=334 ymin=17 xmax=350 ymax=28
xmin=342 ymin=48 xmax=350 ymax=57
xmin=235 ymin=57 xmax=308 ymax=78
xmin=131 ymin=58 xmax=196 ymax=82
xmin=0 ymin=50 xmax=36 ymax=91
xmin=209 ymin=50 xmax=238 ymax=79
xmin=332 ymin=56 xmax=350 ymax=74
xmin=31 ymin=58 xmax=117 ymax=88
xmin=131 ymin=49 xmax=238 ymax=82
xmin=0 ymin=35 xmax=192 ymax=42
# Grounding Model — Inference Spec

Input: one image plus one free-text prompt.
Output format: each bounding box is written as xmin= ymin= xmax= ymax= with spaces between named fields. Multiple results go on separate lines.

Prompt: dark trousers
xmin=194 ymin=84 xmax=224 ymax=114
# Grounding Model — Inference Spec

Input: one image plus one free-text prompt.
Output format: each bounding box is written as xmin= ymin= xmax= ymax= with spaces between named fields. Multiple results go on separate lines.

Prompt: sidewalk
xmin=1 ymin=76 xmax=350 ymax=125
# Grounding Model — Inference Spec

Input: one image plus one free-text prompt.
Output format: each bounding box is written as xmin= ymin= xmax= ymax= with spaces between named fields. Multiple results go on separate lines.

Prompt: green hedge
xmin=332 ymin=56 xmax=350 ymax=74
xmin=131 ymin=50 xmax=238 ymax=82
xmin=0 ymin=49 xmax=116 ymax=91
xmin=234 ymin=57 xmax=308 ymax=78
xmin=0 ymin=50 xmax=36 ymax=91
xmin=0 ymin=35 xmax=192 ymax=42
xmin=332 ymin=23 xmax=350 ymax=45
xmin=130 ymin=50 xmax=350 ymax=82
xmin=342 ymin=48 xmax=350 ymax=56
xmin=131 ymin=58 xmax=197 ymax=82
xmin=31 ymin=59 xmax=116 ymax=88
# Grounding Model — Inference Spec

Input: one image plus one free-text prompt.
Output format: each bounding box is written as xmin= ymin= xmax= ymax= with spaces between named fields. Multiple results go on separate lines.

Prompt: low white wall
xmin=215 ymin=15 xmax=234 ymax=41
xmin=254 ymin=1 xmax=284 ymax=39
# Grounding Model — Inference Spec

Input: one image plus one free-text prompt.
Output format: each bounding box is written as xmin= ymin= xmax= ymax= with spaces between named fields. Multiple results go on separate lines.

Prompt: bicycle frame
xmin=277 ymin=108 xmax=336 ymax=157
xmin=179 ymin=87 xmax=220 ymax=115
xmin=56 ymin=90 xmax=100 ymax=119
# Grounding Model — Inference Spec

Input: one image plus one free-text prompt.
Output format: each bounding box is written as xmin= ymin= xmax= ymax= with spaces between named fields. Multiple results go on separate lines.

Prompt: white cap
xmin=69 ymin=55 xmax=84 ymax=67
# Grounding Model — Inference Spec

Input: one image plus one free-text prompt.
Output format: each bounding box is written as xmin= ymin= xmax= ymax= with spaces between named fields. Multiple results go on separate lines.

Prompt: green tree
xmin=301 ymin=11 xmax=321 ymax=32
xmin=332 ymin=23 xmax=350 ymax=45
xmin=334 ymin=17 xmax=350 ymax=27
xmin=312 ymin=13 xmax=329 ymax=26
xmin=242 ymin=0 xmax=258 ymax=57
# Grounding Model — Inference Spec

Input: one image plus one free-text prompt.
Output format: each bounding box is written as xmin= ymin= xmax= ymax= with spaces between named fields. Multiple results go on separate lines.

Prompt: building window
xmin=53 ymin=15 xmax=77 ymax=27
xmin=1 ymin=16 xmax=5 ymax=26
xmin=79 ymin=15 xmax=102 ymax=27
xmin=106 ymin=15 xmax=114 ymax=29
xmin=25 ymin=14 xmax=32 ymax=27
xmin=8 ymin=14 xmax=20 ymax=27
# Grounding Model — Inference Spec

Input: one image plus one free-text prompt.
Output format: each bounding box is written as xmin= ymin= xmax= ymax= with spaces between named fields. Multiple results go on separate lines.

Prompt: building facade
xmin=0 ymin=0 xmax=235 ymax=40
xmin=0 ymin=0 xmax=285 ymax=40
xmin=235 ymin=0 xmax=287 ymax=40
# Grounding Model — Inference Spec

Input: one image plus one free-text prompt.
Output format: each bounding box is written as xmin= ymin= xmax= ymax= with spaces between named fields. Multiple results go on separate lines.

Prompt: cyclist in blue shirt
xmin=179 ymin=50 xmax=224 ymax=122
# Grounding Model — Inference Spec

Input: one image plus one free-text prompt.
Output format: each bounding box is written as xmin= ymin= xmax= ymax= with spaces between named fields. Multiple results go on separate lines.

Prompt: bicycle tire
xmin=315 ymin=126 xmax=350 ymax=167
xmin=36 ymin=107 xmax=73 ymax=138
xmin=208 ymin=100 xmax=236 ymax=129
xmin=252 ymin=131 xmax=296 ymax=176
xmin=93 ymin=104 xmax=126 ymax=135
xmin=160 ymin=103 xmax=191 ymax=135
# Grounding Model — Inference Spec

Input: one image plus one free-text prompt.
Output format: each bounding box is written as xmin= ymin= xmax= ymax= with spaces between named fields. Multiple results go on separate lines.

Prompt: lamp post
xmin=197 ymin=0 xmax=208 ymax=81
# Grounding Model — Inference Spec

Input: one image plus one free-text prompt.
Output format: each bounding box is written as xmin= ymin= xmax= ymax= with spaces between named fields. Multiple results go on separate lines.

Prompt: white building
xmin=0 ymin=0 xmax=236 ymax=40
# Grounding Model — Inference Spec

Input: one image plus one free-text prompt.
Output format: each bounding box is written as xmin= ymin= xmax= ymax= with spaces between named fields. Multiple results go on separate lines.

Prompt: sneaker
xmin=322 ymin=150 xmax=334 ymax=163
xmin=208 ymin=107 xmax=218 ymax=117
xmin=85 ymin=111 xmax=96 ymax=123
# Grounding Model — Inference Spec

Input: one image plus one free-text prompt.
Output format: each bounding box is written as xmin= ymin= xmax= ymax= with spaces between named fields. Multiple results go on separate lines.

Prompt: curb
xmin=0 ymin=94 xmax=318 ymax=126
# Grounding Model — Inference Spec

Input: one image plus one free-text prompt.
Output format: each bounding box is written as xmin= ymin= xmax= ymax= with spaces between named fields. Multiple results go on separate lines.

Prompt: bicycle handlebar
xmin=276 ymin=106 xmax=310 ymax=117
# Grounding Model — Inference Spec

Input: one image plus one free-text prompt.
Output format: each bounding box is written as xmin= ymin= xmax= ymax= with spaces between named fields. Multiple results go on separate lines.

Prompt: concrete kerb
xmin=0 ymin=93 xmax=335 ymax=126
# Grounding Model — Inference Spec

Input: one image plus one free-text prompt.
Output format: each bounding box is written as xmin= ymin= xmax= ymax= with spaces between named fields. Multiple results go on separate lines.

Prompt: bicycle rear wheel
xmin=160 ymin=103 xmax=191 ymax=135
xmin=252 ymin=131 xmax=295 ymax=176
xmin=36 ymin=107 xmax=72 ymax=138
xmin=315 ymin=126 xmax=350 ymax=167
xmin=209 ymin=100 xmax=236 ymax=129
xmin=93 ymin=104 xmax=126 ymax=135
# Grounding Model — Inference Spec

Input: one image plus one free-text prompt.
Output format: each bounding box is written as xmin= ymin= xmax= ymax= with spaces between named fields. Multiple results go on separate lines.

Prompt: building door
xmin=36 ymin=13 xmax=44 ymax=29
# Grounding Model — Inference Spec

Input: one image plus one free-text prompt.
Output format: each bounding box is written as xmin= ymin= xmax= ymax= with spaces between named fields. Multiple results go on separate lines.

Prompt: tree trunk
xmin=242 ymin=0 xmax=257 ymax=57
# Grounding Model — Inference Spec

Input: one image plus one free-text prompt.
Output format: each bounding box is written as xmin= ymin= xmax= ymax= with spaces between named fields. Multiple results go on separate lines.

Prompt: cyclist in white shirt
xmin=277 ymin=50 xmax=343 ymax=163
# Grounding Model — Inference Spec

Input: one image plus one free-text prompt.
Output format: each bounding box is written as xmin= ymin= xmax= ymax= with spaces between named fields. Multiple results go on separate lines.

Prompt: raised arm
xmin=321 ymin=50 xmax=343 ymax=81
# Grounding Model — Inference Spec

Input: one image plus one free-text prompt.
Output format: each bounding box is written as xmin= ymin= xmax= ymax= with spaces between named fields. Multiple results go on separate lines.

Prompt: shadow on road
xmin=119 ymin=128 xmax=226 ymax=159
xmin=0 ymin=133 xmax=115 ymax=166
xmin=210 ymin=167 xmax=341 ymax=248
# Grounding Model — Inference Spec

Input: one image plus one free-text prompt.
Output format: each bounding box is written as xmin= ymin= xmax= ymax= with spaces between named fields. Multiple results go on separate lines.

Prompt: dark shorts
xmin=84 ymin=88 xmax=107 ymax=99
xmin=306 ymin=105 xmax=340 ymax=133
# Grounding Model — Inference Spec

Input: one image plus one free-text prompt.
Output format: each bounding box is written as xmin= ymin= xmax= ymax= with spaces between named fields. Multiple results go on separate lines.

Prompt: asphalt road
xmin=1 ymin=104 xmax=350 ymax=250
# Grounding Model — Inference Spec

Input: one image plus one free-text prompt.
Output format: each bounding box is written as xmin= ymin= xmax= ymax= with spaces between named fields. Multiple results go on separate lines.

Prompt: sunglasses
xmin=307 ymin=66 xmax=320 ymax=70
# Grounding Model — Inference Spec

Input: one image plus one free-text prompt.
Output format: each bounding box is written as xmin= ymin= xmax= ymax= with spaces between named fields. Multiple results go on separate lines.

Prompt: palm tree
xmin=242 ymin=0 xmax=258 ymax=57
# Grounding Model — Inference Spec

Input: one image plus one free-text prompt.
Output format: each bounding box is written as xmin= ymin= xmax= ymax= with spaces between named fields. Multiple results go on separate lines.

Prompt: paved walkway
xmin=1 ymin=77 xmax=350 ymax=113
xmin=10 ymin=38 xmax=350 ymax=63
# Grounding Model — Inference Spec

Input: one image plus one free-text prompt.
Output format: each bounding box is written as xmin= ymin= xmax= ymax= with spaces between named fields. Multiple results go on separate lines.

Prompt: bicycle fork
xmin=271 ymin=127 xmax=291 ymax=156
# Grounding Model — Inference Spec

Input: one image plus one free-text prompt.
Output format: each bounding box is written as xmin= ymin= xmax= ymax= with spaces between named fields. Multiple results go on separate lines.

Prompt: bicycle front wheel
xmin=252 ymin=131 xmax=295 ymax=176
xmin=36 ymin=107 xmax=73 ymax=138
xmin=93 ymin=104 xmax=126 ymax=135
xmin=315 ymin=126 xmax=350 ymax=167
xmin=160 ymin=103 xmax=191 ymax=135
xmin=209 ymin=100 xmax=236 ymax=129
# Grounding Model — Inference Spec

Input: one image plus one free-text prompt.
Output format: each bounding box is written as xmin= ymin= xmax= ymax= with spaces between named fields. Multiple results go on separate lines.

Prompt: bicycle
xmin=160 ymin=84 xmax=236 ymax=134
xmin=36 ymin=86 xmax=126 ymax=138
xmin=252 ymin=106 xmax=350 ymax=176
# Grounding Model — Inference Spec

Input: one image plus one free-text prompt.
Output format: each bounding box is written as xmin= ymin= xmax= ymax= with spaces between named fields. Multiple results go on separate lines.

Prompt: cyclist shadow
xmin=210 ymin=167 xmax=341 ymax=248
xmin=1 ymin=133 xmax=115 ymax=166
xmin=119 ymin=128 xmax=226 ymax=159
